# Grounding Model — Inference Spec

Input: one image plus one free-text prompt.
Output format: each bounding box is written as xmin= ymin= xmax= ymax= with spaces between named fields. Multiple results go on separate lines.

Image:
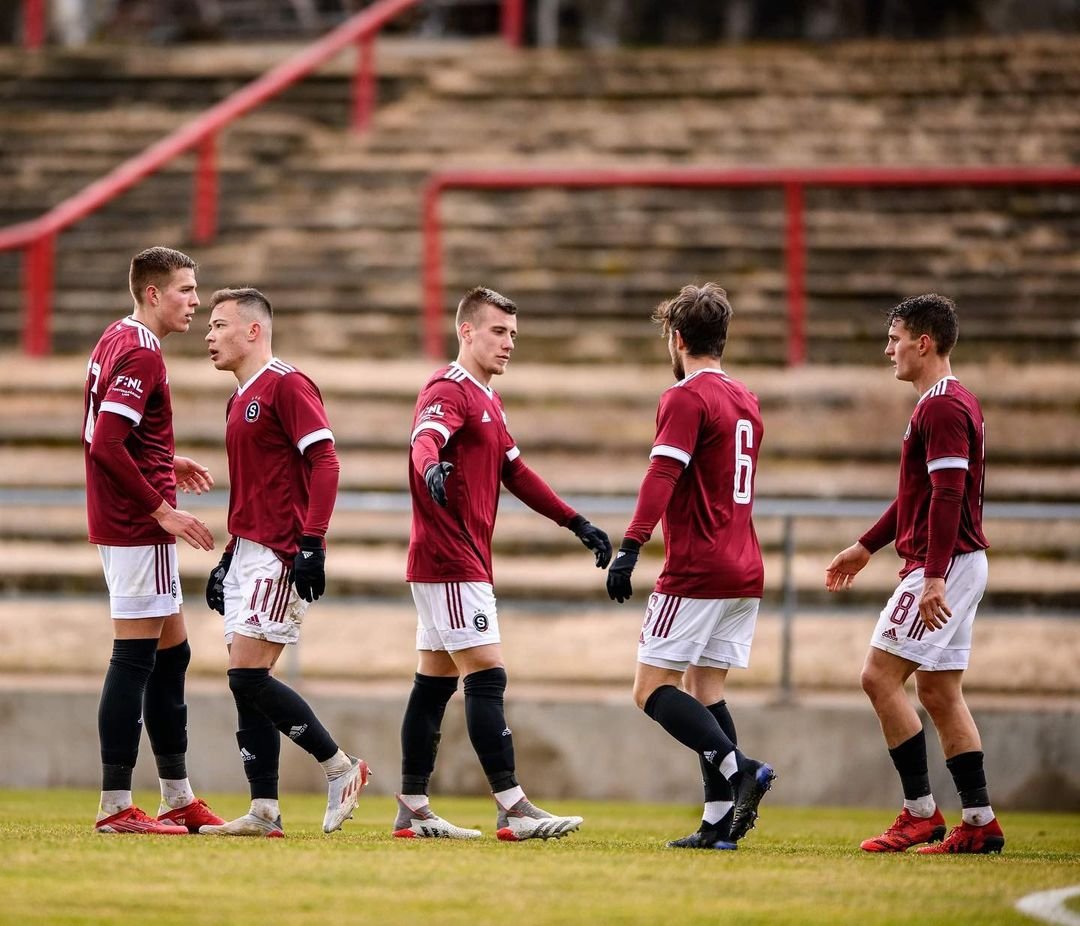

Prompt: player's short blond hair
xmin=129 ymin=247 xmax=196 ymax=305
xmin=455 ymin=286 xmax=517 ymax=328
xmin=208 ymin=286 xmax=273 ymax=323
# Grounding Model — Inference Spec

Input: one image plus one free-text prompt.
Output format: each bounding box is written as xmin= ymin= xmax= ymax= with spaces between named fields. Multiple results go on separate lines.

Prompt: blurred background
xmin=0 ymin=0 xmax=1077 ymax=811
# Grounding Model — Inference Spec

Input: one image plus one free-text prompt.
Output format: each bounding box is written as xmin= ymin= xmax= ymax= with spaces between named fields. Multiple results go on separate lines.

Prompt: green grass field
xmin=1 ymin=790 xmax=1077 ymax=926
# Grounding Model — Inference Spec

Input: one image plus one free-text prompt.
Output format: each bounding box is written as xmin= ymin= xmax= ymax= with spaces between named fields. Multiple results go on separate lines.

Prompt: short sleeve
xmin=278 ymin=374 xmax=334 ymax=453
xmin=920 ymin=398 xmax=971 ymax=473
xmin=411 ymin=381 xmax=467 ymax=448
xmin=650 ymin=386 xmax=705 ymax=467
xmin=98 ymin=348 xmax=165 ymax=426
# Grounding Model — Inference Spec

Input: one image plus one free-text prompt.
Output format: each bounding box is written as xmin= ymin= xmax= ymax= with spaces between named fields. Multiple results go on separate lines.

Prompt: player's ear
xmin=459 ymin=321 xmax=473 ymax=343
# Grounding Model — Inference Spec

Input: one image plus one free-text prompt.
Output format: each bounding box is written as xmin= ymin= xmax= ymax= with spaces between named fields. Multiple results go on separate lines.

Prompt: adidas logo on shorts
xmin=881 ymin=627 xmax=899 ymax=641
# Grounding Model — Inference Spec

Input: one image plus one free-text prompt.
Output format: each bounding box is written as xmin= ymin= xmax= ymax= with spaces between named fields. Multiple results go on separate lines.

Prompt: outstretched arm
xmin=824 ymin=499 xmax=896 ymax=592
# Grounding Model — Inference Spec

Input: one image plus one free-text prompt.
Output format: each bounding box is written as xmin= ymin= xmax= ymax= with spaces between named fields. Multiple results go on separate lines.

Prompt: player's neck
xmin=911 ymin=358 xmax=953 ymax=395
xmin=233 ymin=349 xmax=274 ymax=387
xmin=130 ymin=305 xmax=167 ymax=340
xmin=454 ymin=354 xmax=492 ymax=387
xmin=681 ymin=353 xmax=722 ymax=377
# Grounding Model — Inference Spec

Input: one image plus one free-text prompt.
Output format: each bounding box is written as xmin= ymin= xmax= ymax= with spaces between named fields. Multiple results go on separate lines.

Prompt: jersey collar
xmin=121 ymin=316 xmax=161 ymax=346
xmin=236 ymin=356 xmax=281 ymax=396
xmin=679 ymin=367 xmax=727 ymax=385
xmin=449 ymin=361 xmax=493 ymax=398
xmin=916 ymin=375 xmax=957 ymax=405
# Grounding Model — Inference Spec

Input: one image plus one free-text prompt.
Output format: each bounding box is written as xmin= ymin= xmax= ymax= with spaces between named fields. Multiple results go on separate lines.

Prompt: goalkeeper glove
xmin=567 ymin=514 xmax=613 ymax=568
xmin=606 ymin=539 xmax=641 ymax=603
xmin=204 ymin=550 xmax=232 ymax=615
xmin=425 ymin=461 xmax=454 ymax=508
xmin=293 ymin=535 xmax=326 ymax=603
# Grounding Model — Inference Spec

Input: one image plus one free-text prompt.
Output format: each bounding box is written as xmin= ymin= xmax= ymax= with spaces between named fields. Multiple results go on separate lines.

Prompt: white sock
xmin=903 ymin=795 xmax=937 ymax=818
xmin=962 ymin=805 xmax=994 ymax=826
xmin=494 ymin=785 xmax=525 ymax=810
xmin=320 ymin=750 xmax=353 ymax=780
xmin=719 ymin=750 xmax=739 ymax=780
xmin=703 ymin=800 xmax=733 ymax=826
xmin=159 ymin=778 xmax=195 ymax=810
xmin=399 ymin=794 xmax=429 ymax=812
xmin=250 ymin=798 xmax=280 ymax=821
xmin=98 ymin=790 xmax=132 ymax=818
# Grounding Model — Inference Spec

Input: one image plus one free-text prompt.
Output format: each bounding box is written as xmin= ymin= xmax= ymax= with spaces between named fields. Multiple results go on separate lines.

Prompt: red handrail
xmin=5 ymin=0 xmax=522 ymax=354
xmin=421 ymin=165 xmax=1080 ymax=365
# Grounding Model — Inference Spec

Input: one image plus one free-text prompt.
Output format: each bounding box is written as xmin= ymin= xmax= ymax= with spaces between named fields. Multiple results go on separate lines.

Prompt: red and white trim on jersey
xmin=443 ymin=361 xmax=493 ymax=397
xmin=122 ymin=317 xmax=161 ymax=353
xmin=411 ymin=420 xmax=451 ymax=444
xmin=917 ymin=375 xmax=957 ymax=405
xmin=297 ymin=428 xmax=334 ymax=453
xmin=268 ymin=359 xmax=296 ymax=377
xmin=505 ymin=445 xmax=520 ymax=462
xmin=927 ymin=456 xmax=969 ymax=472
xmin=99 ymin=400 xmax=142 ymax=425
xmin=650 ymin=444 xmax=691 ymax=466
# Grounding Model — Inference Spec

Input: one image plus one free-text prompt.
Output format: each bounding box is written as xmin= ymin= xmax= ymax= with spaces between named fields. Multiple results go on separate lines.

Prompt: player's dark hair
xmin=129 ymin=247 xmax=196 ymax=305
xmin=653 ymin=283 xmax=733 ymax=358
xmin=456 ymin=286 xmax=517 ymax=328
xmin=887 ymin=293 xmax=958 ymax=356
xmin=208 ymin=286 xmax=273 ymax=322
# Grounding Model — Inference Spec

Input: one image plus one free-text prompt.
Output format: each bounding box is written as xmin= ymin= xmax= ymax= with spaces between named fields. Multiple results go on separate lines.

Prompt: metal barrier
xmin=421 ymin=166 xmax=1080 ymax=366
xmin=3 ymin=0 xmax=523 ymax=354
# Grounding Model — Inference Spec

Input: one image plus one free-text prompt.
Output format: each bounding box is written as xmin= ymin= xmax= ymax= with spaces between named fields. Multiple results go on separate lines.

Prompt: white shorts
xmin=411 ymin=582 xmax=501 ymax=653
xmin=97 ymin=543 xmax=182 ymax=619
xmin=637 ymin=592 xmax=760 ymax=671
xmin=872 ymin=550 xmax=988 ymax=671
xmin=223 ymin=538 xmax=308 ymax=646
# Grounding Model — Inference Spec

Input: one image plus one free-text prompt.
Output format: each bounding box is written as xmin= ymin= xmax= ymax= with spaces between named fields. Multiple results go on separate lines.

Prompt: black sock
xmin=98 ymin=638 xmax=158 ymax=790
xmin=233 ymin=693 xmax=280 ymax=801
xmin=227 ymin=668 xmax=338 ymax=762
xmin=464 ymin=667 xmax=516 ymax=793
xmin=400 ymin=673 xmax=458 ymax=794
xmin=888 ymin=730 xmax=931 ymax=801
xmin=946 ymin=751 xmax=990 ymax=809
xmin=700 ymin=699 xmax=738 ymax=804
xmin=643 ymin=686 xmax=735 ymax=801
xmin=143 ymin=640 xmax=190 ymax=780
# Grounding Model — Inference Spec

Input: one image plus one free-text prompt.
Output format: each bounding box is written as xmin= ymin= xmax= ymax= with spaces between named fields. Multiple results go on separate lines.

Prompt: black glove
xmin=293 ymin=535 xmax=326 ymax=603
xmin=606 ymin=539 xmax=641 ymax=603
xmin=425 ymin=461 xmax=454 ymax=508
xmin=568 ymin=514 xmax=613 ymax=568
xmin=205 ymin=550 xmax=233 ymax=615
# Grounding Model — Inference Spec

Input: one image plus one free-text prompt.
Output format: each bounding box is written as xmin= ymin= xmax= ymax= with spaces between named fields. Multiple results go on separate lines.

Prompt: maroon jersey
xmin=407 ymin=363 xmax=517 ymax=583
xmin=893 ymin=376 xmax=989 ymax=576
xmin=225 ymin=358 xmax=334 ymax=560
xmin=83 ymin=317 xmax=176 ymax=546
xmin=650 ymin=369 xmax=765 ymax=599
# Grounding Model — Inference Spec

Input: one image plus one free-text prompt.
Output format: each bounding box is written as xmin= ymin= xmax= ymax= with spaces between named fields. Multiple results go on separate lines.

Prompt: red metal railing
xmin=5 ymin=0 xmax=523 ymax=355
xmin=421 ymin=165 xmax=1080 ymax=365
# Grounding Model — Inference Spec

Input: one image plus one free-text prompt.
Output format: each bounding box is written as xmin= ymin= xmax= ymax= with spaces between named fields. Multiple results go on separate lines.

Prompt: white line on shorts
xmin=1016 ymin=886 xmax=1080 ymax=926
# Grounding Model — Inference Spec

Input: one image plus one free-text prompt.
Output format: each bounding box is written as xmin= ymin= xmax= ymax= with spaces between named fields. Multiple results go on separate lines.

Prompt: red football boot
xmin=95 ymin=805 xmax=190 ymax=835
xmin=860 ymin=807 xmax=947 ymax=852
xmin=157 ymin=798 xmax=226 ymax=834
xmin=916 ymin=818 xmax=1005 ymax=854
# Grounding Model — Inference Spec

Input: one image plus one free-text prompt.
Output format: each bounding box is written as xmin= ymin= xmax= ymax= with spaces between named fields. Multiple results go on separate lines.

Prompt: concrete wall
xmin=1 ymin=679 xmax=1076 ymax=812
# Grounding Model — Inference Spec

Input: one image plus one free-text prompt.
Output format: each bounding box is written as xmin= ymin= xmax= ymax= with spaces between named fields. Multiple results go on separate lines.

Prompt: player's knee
xmin=154 ymin=638 xmax=191 ymax=675
xmin=916 ymin=683 xmax=954 ymax=718
xmin=860 ymin=666 xmax=886 ymax=702
xmin=228 ymin=666 xmax=271 ymax=706
xmin=463 ymin=666 xmax=507 ymax=701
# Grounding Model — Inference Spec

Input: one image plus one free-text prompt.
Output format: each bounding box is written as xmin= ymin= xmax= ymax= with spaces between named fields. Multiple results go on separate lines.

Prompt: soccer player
xmin=84 ymin=246 xmax=224 ymax=835
xmin=606 ymin=283 xmax=775 ymax=851
xmin=825 ymin=294 xmax=1004 ymax=855
xmin=200 ymin=287 xmax=368 ymax=838
xmin=398 ymin=286 xmax=612 ymax=841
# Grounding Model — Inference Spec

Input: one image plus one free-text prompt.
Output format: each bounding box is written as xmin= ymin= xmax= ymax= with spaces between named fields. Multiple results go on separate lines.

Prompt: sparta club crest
xmin=244 ymin=400 xmax=261 ymax=423
xmin=472 ymin=611 xmax=490 ymax=632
